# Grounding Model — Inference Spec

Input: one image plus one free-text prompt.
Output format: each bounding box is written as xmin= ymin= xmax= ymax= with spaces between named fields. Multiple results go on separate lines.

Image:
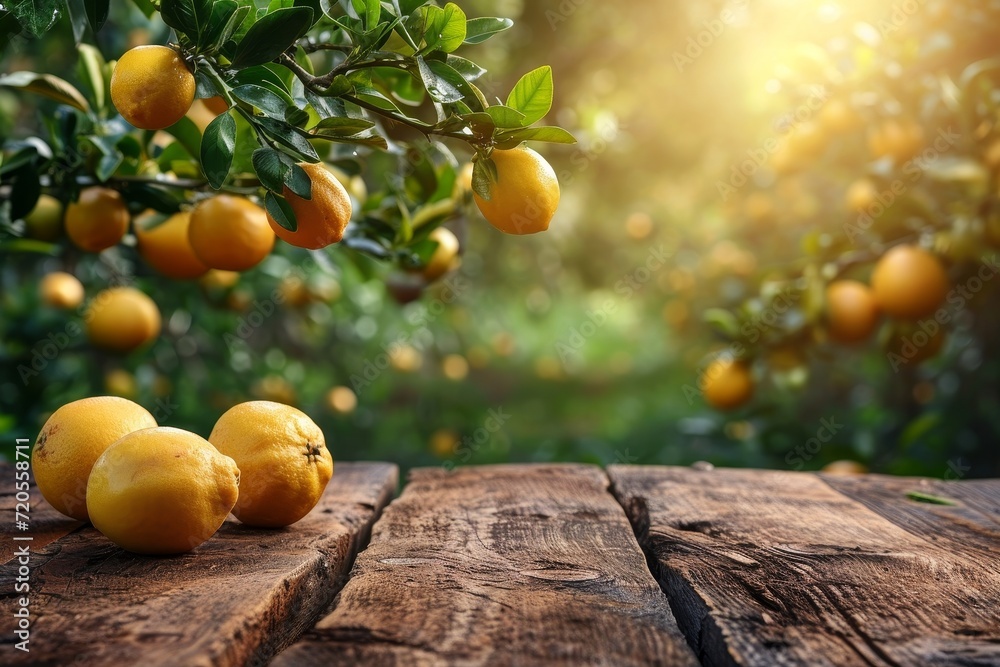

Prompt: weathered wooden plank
xmin=0 ymin=463 xmax=82 ymax=565
xmin=609 ymin=465 xmax=1000 ymax=667
xmin=822 ymin=473 xmax=1000 ymax=562
xmin=273 ymin=464 xmax=698 ymax=667
xmin=0 ymin=462 xmax=397 ymax=666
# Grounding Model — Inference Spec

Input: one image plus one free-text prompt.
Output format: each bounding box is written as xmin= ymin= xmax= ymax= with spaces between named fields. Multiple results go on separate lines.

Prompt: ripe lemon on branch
xmin=65 ymin=187 xmax=129 ymax=252
xmin=110 ymin=45 xmax=195 ymax=130
xmin=136 ymin=211 xmax=210 ymax=280
xmin=188 ymin=195 xmax=275 ymax=271
xmin=265 ymin=162 xmax=352 ymax=249
xmin=473 ymin=146 xmax=560 ymax=235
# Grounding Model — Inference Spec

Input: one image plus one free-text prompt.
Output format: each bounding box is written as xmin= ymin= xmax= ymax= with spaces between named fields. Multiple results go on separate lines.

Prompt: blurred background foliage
xmin=3 ymin=0 xmax=1000 ymax=478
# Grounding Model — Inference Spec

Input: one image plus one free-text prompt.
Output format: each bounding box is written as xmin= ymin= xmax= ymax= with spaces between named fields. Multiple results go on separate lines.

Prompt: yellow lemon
xmin=32 ymin=396 xmax=157 ymax=521
xmin=86 ymin=287 xmax=162 ymax=352
xmin=473 ymin=146 xmax=560 ymax=234
xmin=39 ymin=271 xmax=84 ymax=309
xmin=110 ymin=45 xmax=196 ymax=130
xmin=209 ymin=401 xmax=332 ymax=528
xmin=87 ymin=427 xmax=240 ymax=554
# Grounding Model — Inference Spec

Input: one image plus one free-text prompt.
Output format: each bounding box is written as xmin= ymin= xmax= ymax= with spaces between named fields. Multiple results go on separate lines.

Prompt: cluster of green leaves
xmin=1 ymin=0 xmax=575 ymax=265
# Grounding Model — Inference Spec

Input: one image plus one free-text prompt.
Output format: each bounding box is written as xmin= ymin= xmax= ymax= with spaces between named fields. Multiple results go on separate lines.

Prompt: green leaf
xmin=232 ymin=84 xmax=288 ymax=119
xmin=419 ymin=2 xmax=465 ymax=54
xmin=264 ymin=191 xmax=297 ymax=231
xmin=703 ymin=308 xmax=741 ymax=339
xmin=460 ymin=112 xmax=496 ymax=138
xmin=494 ymin=126 xmax=576 ymax=149
xmin=231 ymin=7 xmax=314 ymax=68
xmin=485 ymin=105 xmax=526 ymax=129
xmin=351 ymin=0 xmax=380 ymax=29
xmin=253 ymin=115 xmax=320 ymax=162
xmin=160 ymin=0 xmax=214 ymax=43
xmin=117 ymin=183 xmax=183 ymax=213
xmin=84 ymin=0 xmax=109 ymax=32
xmin=235 ymin=65 xmax=291 ymax=93
xmin=251 ymin=147 xmax=292 ymax=192
xmin=463 ymin=17 xmax=512 ymax=44
xmin=129 ymin=0 xmax=156 ymax=18
xmin=162 ymin=116 xmax=202 ymax=160
xmin=0 ymin=72 xmax=90 ymax=113
xmin=313 ymin=116 xmax=376 ymax=136
xmin=905 ymin=491 xmax=957 ymax=506
xmin=202 ymin=112 xmax=237 ymax=189
xmin=9 ymin=0 xmax=60 ymax=37
xmin=445 ymin=55 xmax=486 ymax=82
xmin=351 ymin=85 xmax=403 ymax=114
xmin=506 ymin=65 xmax=553 ymax=126
xmin=471 ymin=157 xmax=495 ymax=200
xmin=5 ymin=163 xmax=41 ymax=220
xmin=201 ymin=0 xmax=241 ymax=49
xmin=65 ymin=0 xmax=88 ymax=43
xmin=415 ymin=57 xmax=463 ymax=103
xmin=425 ymin=59 xmax=484 ymax=110
xmin=284 ymin=162 xmax=311 ymax=199
xmin=76 ymin=44 xmax=106 ymax=113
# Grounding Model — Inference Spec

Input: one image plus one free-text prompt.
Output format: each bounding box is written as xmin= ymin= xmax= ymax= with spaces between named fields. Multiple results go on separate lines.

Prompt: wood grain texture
xmin=609 ymin=465 xmax=1000 ymax=667
xmin=821 ymin=473 xmax=1000 ymax=562
xmin=0 ymin=462 xmax=397 ymax=667
xmin=0 ymin=462 xmax=82 ymax=565
xmin=273 ymin=464 xmax=698 ymax=667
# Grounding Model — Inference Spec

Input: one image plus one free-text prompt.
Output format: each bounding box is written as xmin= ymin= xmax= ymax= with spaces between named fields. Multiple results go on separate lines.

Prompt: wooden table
xmin=2 ymin=463 xmax=998 ymax=666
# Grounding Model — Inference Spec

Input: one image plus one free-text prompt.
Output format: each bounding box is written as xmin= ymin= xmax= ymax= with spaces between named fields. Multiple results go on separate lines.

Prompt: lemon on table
xmin=32 ymin=396 xmax=158 ymax=521
xmin=87 ymin=427 xmax=240 ymax=555
xmin=209 ymin=401 xmax=333 ymax=528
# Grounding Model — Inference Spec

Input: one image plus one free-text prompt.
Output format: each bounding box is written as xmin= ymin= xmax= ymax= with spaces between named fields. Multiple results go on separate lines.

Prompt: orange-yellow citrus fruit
xmin=188 ymin=195 xmax=275 ymax=271
xmin=209 ymin=401 xmax=333 ymax=528
xmin=32 ymin=396 xmax=157 ymax=521
xmin=473 ymin=146 xmax=560 ymax=235
xmin=110 ymin=45 xmax=195 ymax=130
xmin=871 ymin=245 xmax=949 ymax=320
xmin=39 ymin=271 xmax=84 ymax=309
xmin=65 ymin=187 xmax=129 ymax=252
xmin=825 ymin=280 xmax=880 ymax=344
xmin=86 ymin=287 xmax=162 ymax=352
xmin=868 ymin=119 xmax=924 ymax=163
xmin=422 ymin=227 xmax=460 ymax=282
xmin=87 ymin=427 xmax=240 ymax=554
xmin=136 ymin=211 xmax=210 ymax=279
xmin=23 ymin=194 xmax=63 ymax=241
xmin=266 ymin=162 xmax=352 ymax=249
xmin=822 ymin=460 xmax=868 ymax=475
xmin=701 ymin=358 xmax=754 ymax=411
xmin=203 ymin=95 xmax=229 ymax=115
